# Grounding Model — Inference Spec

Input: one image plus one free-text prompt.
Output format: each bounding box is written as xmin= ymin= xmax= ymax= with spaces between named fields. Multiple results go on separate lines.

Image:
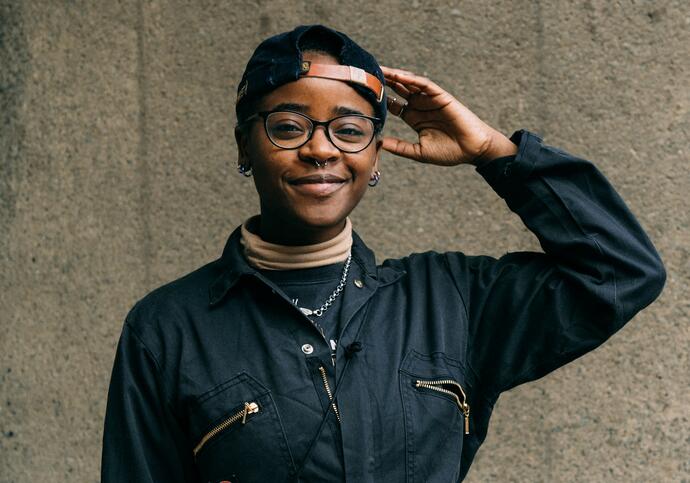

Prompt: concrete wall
xmin=1 ymin=1 xmax=687 ymax=481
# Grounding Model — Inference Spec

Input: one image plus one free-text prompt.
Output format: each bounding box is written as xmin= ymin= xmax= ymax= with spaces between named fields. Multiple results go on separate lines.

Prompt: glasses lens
xmin=265 ymin=112 xmax=311 ymax=149
xmin=329 ymin=116 xmax=375 ymax=152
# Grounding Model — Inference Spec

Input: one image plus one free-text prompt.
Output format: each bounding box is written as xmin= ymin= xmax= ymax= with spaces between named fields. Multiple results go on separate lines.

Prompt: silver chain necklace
xmin=292 ymin=253 xmax=352 ymax=317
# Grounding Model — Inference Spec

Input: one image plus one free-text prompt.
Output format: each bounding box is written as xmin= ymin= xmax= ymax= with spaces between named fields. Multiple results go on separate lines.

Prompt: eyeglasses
xmin=243 ymin=110 xmax=382 ymax=153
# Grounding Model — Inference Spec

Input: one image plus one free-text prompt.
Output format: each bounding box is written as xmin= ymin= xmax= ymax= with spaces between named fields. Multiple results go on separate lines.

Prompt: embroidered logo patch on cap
xmin=236 ymin=80 xmax=248 ymax=104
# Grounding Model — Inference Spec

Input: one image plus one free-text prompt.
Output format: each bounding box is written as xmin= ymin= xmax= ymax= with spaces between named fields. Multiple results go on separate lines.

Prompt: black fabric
xmin=101 ymin=130 xmax=666 ymax=482
xmin=235 ymin=24 xmax=387 ymax=125
xmin=258 ymin=261 xmax=350 ymax=344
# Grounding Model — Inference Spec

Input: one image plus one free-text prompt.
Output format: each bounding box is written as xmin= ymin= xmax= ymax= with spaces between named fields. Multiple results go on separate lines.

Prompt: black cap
xmin=235 ymin=25 xmax=387 ymax=127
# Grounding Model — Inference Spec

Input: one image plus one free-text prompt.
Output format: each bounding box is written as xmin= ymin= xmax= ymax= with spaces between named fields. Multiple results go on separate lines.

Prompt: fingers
xmin=386 ymin=79 xmax=411 ymax=99
xmin=381 ymin=136 xmax=424 ymax=162
xmin=385 ymin=76 xmax=411 ymax=117
xmin=380 ymin=65 xmax=445 ymax=97
xmin=386 ymin=94 xmax=407 ymax=117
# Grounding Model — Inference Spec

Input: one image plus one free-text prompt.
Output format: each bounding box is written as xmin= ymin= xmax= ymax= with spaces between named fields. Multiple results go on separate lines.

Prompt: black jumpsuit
xmin=101 ymin=130 xmax=666 ymax=482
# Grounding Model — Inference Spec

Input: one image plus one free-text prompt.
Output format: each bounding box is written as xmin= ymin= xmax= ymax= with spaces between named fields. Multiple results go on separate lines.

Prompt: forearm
xmin=478 ymin=129 xmax=666 ymax=328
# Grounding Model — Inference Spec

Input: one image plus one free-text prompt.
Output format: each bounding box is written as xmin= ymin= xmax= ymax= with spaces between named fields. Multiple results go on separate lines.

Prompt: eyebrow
xmin=334 ymin=106 xmax=366 ymax=116
xmin=269 ymin=102 xmax=368 ymax=117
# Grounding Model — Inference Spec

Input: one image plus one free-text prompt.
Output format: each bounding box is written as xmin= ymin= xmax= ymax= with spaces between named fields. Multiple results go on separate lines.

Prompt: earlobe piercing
xmin=368 ymin=170 xmax=381 ymax=187
xmin=237 ymin=164 xmax=253 ymax=177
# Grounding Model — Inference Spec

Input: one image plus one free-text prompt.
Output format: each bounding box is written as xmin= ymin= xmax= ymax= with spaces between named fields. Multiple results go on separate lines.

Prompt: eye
xmin=332 ymin=118 xmax=370 ymax=141
xmin=274 ymin=122 xmax=304 ymax=132
xmin=334 ymin=125 xmax=365 ymax=137
xmin=268 ymin=119 xmax=307 ymax=139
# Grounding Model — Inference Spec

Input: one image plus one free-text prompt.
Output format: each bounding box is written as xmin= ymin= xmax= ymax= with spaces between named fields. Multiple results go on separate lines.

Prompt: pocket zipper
xmin=193 ymin=401 xmax=260 ymax=457
xmin=415 ymin=379 xmax=470 ymax=434
xmin=319 ymin=365 xmax=341 ymax=423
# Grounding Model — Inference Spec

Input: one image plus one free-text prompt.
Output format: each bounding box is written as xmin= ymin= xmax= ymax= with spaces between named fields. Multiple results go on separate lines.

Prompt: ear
xmin=234 ymin=125 xmax=251 ymax=168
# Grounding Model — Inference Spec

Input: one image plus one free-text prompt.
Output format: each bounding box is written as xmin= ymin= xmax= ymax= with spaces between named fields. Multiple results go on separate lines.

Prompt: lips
xmin=289 ymin=174 xmax=348 ymax=185
xmin=288 ymin=173 xmax=349 ymax=197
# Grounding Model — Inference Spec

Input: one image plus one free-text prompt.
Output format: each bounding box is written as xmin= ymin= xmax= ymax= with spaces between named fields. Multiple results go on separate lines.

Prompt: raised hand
xmin=381 ymin=66 xmax=517 ymax=167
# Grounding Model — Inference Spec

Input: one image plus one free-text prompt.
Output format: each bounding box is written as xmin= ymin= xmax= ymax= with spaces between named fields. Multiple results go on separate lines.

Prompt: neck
xmin=240 ymin=216 xmax=353 ymax=270
xmin=257 ymin=215 xmax=347 ymax=246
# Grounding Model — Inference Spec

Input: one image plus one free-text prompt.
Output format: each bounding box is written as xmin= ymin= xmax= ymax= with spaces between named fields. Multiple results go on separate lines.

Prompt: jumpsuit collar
xmin=208 ymin=224 xmax=398 ymax=307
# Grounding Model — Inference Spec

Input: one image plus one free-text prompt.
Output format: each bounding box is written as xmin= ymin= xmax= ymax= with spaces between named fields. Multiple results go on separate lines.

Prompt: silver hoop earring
xmin=368 ymin=170 xmax=380 ymax=187
xmin=237 ymin=164 xmax=252 ymax=177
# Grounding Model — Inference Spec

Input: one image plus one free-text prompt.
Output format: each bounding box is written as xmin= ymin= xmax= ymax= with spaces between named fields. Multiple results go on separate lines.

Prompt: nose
xmin=298 ymin=125 xmax=340 ymax=167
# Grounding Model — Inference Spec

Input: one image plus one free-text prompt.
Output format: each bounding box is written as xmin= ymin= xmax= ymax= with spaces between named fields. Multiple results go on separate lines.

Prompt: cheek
xmin=246 ymin=124 xmax=280 ymax=159
xmin=247 ymin=151 xmax=283 ymax=199
xmin=251 ymin=164 xmax=283 ymax=201
xmin=348 ymin=157 xmax=376 ymax=200
xmin=353 ymin=150 xmax=378 ymax=178
xmin=247 ymin=133 xmax=271 ymax=163
xmin=247 ymin=139 xmax=284 ymax=181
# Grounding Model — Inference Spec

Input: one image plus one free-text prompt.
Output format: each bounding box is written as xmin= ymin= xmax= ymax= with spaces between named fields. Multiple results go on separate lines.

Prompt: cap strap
xmin=300 ymin=61 xmax=384 ymax=103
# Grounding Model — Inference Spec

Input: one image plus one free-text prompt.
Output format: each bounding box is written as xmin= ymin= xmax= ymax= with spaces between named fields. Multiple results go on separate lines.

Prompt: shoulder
xmin=379 ymin=249 xmax=476 ymax=280
xmin=379 ymin=249 xmax=527 ymax=291
xmin=123 ymin=257 xmax=226 ymax=351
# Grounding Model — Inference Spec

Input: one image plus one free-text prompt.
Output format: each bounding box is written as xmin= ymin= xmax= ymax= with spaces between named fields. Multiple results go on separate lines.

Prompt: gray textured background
xmin=1 ymin=1 xmax=688 ymax=481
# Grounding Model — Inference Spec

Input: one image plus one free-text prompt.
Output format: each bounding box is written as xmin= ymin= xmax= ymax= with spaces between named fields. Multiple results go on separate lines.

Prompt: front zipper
xmin=193 ymin=401 xmax=260 ymax=457
xmin=319 ymin=365 xmax=341 ymax=423
xmin=415 ymin=379 xmax=470 ymax=434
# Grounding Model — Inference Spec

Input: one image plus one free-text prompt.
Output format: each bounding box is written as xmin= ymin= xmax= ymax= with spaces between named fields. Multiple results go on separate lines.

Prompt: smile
xmin=288 ymin=174 xmax=349 ymax=197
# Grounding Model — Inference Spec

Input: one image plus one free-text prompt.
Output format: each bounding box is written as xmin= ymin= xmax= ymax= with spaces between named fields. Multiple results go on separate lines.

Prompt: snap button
xmin=301 ymin=343 xmax=314 ymax=355
xmin=354 ymin=279 xmax=364 ymax=288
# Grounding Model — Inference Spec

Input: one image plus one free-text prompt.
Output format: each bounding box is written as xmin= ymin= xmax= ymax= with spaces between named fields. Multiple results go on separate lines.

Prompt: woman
xmin=101 ymin=25 xmax=666 ymax=482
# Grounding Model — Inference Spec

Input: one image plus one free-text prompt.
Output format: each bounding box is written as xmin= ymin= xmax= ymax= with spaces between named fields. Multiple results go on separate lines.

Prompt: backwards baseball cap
xmin=235 ymin=25 xmax=387 ymax=127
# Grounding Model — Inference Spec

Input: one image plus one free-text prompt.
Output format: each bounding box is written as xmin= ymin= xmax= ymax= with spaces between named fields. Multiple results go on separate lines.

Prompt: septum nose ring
xmin=314 ymin=160 xmax=328 ymax=168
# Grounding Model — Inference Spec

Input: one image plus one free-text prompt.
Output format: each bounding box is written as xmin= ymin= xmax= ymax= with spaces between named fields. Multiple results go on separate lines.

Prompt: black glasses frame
xmin=242 ymin=110 xmax=382 ymax=153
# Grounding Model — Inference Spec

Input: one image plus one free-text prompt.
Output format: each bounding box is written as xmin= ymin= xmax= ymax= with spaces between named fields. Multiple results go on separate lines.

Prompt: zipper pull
xmin=463 ymin=404 xmax=470 ymax=434
xmin=330 ymin=339 xmax=337 ymax=366
xmin=242 ymin=401 xmax=259 ymax=424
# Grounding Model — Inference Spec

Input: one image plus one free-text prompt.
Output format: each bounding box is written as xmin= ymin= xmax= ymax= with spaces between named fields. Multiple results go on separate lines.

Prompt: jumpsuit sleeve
xmin=443 ymin=130 xmax=666 ymax=400
xmin=101 ymin=319 xmax=196 ymax=482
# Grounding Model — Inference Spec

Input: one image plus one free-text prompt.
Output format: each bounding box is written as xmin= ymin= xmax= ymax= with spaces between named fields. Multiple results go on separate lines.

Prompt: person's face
xmin=236 ymin=52 xmax=382 ymax=237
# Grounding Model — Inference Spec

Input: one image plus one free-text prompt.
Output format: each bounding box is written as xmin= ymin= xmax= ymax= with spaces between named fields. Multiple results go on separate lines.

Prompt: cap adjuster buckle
xmin=375 ymin=81 xmax=385 ymax=103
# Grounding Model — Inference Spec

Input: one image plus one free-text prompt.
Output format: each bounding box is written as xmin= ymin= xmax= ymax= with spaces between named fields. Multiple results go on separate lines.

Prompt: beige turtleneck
xmin=240 ymin=216 xmax=353 ymax=270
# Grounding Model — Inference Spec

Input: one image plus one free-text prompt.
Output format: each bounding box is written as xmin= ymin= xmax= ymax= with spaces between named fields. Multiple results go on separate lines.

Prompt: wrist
xmin=472 ymin=131 xmax=518 ymax=167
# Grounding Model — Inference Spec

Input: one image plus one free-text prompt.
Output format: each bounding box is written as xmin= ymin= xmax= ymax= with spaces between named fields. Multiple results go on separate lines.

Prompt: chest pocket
xmin=190 ymin=372 xmax=295 ymax=483
xmin=399 ymin=351 xmax=470 ymax=483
